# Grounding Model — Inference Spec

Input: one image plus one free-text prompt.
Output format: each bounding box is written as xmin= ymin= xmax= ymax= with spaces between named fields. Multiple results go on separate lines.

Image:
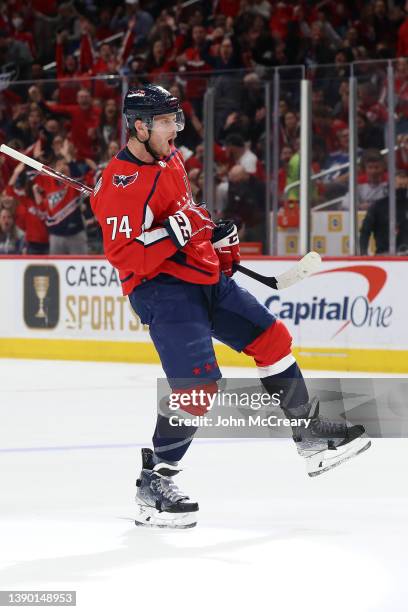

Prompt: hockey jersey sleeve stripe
xmin=134 ymin=227 xmax=169 ymax=246
xmin=46 ymin=198 xmax=79 ymax=226
xmin=144 ymin=204 xmax=154 ymax=230
xmin=120 ymin=272 xmax=134 ymax=283
xmin=142 ymin=170 xmax=161 ymax=224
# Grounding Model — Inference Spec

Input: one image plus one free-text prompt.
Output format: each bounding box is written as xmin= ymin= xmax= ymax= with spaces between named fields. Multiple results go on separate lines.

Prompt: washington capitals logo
xmin=112 ymin=172 xmax=139 ymax=188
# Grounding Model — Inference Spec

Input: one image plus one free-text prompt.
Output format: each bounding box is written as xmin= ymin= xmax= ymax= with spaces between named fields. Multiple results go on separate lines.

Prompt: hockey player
xmin=90 ymin=84 xmax=370 ymax=528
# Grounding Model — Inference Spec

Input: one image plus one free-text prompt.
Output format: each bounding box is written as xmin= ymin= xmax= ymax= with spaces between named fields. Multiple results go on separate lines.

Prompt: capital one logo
xmin=266 ymin=265 xmax=392 ymax=338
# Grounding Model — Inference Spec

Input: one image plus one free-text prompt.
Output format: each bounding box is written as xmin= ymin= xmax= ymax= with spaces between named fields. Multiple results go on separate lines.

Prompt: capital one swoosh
xmin=312 ymin=265 xmax=387 ymax=338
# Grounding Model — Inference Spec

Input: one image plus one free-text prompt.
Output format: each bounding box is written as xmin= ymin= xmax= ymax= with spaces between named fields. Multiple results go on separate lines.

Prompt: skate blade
xmin=135 ymin=504 xmax=197 ymax=529
xmin=307 ymin=436 xmax=372 ymax=477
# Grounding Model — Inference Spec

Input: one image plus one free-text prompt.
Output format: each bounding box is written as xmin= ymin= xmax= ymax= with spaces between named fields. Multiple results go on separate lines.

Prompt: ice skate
xmin=135 ymin=448 xmax=199 ymax=529
xmin=286 ymin=397 xmax=371 ymax=477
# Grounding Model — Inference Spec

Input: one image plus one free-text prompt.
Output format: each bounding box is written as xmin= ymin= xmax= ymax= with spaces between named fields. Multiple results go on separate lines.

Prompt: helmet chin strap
xmin=135 ymin=131 xmax=162 ymax=161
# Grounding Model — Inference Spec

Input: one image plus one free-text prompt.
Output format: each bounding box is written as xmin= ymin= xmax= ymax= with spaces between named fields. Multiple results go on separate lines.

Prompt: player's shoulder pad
xmin=102 ymin=150 xmax=159 ymax=189
xmin=92 ymin=150 xmax=163 ymax=210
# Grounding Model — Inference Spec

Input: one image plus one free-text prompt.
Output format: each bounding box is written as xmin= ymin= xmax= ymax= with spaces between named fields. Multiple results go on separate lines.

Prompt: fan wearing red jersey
xmin=7 ymin=162 xmax=49 ymax=255
xmin=90 ymin=85 xmax=370 ymax=529
xmin=33 ymin=159 xmax=87 ymax=255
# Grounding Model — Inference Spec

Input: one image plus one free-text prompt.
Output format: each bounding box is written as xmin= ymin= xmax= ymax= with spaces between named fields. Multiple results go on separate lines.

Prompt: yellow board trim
xmin=0 ymin=338 xmax=408 ymax=373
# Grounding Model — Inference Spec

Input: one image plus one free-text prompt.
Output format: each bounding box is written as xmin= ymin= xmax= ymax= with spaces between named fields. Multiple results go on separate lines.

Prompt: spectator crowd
xmin=1 ymin=0 xmax=408 ymax=255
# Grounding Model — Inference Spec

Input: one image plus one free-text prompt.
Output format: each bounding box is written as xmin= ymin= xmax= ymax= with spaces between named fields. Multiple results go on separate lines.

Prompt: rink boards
xmin=0 ymin=256 xmax=407 ymax=373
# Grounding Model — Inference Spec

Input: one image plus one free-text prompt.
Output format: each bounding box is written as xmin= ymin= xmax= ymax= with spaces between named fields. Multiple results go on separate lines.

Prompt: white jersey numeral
xmin=106 ymin=215 xmax=133 ymax=240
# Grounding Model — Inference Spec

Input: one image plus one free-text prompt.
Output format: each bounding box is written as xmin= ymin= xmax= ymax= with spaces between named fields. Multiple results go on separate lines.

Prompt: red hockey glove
xmin=164 ymin=203 xmax=215 ymax=248
xmin=211 ymin=220 xmax=240 ymax=277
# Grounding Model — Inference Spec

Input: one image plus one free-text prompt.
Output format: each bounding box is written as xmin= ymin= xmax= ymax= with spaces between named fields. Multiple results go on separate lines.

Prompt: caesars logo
xmin=24 ymin=265 xmax=60 ymax=329
xmin=63 ymin=264 xmax=148 ymax=332
xmin=265 ymin=265 xmax=392 ymax=338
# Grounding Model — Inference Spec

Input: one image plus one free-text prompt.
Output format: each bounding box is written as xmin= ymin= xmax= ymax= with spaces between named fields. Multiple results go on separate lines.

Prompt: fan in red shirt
xmin=47 ymin=89 xmax=101 ymax=160
xmin=55 ymin=31 xmax=91 ymax=105
xmin=176 ymin=25 xmax=212 ymax=114
xmin=358 ymin=82 xmax=388 ymax=126
xmin=145 ymin=39 xmax=177 ymax=82
xmin=32 ymin=159 xmax=86 ymax=255
xmin=79 ymin=19 xmax=135 ymax=101
xmin=6 ymin=163 xmax=48 ymax=254
xmin=269 ymin=2 xmax=294 ymax=40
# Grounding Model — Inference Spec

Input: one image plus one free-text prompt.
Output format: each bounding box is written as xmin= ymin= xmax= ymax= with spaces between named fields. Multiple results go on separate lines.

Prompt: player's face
xmin=149 ymin=113 xmax=178 ymax=157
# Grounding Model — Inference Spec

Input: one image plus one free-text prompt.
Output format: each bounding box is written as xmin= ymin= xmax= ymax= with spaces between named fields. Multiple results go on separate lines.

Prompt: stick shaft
xmin=0 ymin=144 xmax=93 ymax=195
xmin=234 ymin=263 xmax=278 ymax=289
xmin=236 ymin=251 xmax=321 ymax=290
xmin=1 ymin=143 xmax=321 ymax=291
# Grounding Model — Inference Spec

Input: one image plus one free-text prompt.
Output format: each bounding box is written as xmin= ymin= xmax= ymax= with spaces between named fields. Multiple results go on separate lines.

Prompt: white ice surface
xmin=0 ymin=359 xmax=407 ymax=612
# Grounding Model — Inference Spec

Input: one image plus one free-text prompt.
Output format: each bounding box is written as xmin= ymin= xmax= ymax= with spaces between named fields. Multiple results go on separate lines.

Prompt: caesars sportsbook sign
xmin=0 ymin=258 xmax=406 ymax=351
xmin=0 ymin=260 xmax=149 ymax=341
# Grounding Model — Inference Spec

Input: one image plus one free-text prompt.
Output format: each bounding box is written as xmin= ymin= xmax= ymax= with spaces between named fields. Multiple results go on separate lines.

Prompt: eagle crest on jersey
xmin=48 ymin=188 xmax=67 ymax=209
xmin=112 ymin=172 xmax=139 ymax=188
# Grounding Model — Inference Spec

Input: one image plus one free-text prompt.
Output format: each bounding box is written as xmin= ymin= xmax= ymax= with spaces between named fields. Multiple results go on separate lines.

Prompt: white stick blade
xmin=276 ymin=251 xmax=322 ymax=290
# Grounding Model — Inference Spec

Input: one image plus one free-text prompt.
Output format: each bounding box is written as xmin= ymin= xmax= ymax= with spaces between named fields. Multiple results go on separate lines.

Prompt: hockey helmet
xmin=123 ymin=84 xmax=185 ymax=132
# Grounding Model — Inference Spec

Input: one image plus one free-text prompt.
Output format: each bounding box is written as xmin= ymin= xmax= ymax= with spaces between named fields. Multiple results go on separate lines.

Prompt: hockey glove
xmin=164 ymin=203 xmax=215 ymax=249
xmin=211 ymin=220 xmax=240 ymax=277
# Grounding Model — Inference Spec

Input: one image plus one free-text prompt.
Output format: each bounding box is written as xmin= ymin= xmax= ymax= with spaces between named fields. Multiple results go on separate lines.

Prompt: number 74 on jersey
xmin=106 ymin=216 xmax=133 ymax=240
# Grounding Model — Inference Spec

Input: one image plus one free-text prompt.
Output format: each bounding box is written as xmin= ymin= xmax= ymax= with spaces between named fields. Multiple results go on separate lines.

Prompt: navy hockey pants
xmin=129 ymin=272 xmax=276 ymax=384
xmin=128 ymin=273 xmax=277 ymax=463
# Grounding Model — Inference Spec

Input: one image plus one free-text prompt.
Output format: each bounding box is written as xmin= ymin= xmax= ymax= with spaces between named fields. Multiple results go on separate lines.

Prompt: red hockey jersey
xmin=90 ymin=146 xmax=220 ymax=295
xmin=5 ymin=185 xmax=48 ymax=244
xmin=33 ymin=175 xmax=84 ymax=236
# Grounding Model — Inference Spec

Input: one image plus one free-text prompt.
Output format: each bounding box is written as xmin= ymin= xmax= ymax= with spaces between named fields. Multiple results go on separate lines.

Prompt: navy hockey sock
xmin=152 ymin=414 xmax=197 ymax=464
xmin=152 ymin=452 xmax=178 ymax=466
xmin=260 ymin=362 xmax=309 ymax=412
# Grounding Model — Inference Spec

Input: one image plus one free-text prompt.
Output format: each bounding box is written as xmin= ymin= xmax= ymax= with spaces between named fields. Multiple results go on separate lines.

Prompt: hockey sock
xmin=260 ymin=361 xmax=309 ymax=414
xmin=152 ymin=414 xmax=198 ymax=464
xmin=152 ymin=452 xmax=178 ymax=466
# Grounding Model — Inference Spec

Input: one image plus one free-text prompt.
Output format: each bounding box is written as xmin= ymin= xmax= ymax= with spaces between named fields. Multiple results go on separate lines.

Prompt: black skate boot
xmin=135 ymin=448 xmax=199 ymax=528
xmin=285 ymin=397 xmax=371 ymax=477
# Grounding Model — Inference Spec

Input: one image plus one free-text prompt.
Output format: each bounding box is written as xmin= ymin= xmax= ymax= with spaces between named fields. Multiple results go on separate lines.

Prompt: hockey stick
xmin=0 ymin=144 xmax=93 ymax=196
xmin=0 ymin=143 xmax=321 ymax=289
xmin=234 ymin=251 xmax=321 ymax=290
